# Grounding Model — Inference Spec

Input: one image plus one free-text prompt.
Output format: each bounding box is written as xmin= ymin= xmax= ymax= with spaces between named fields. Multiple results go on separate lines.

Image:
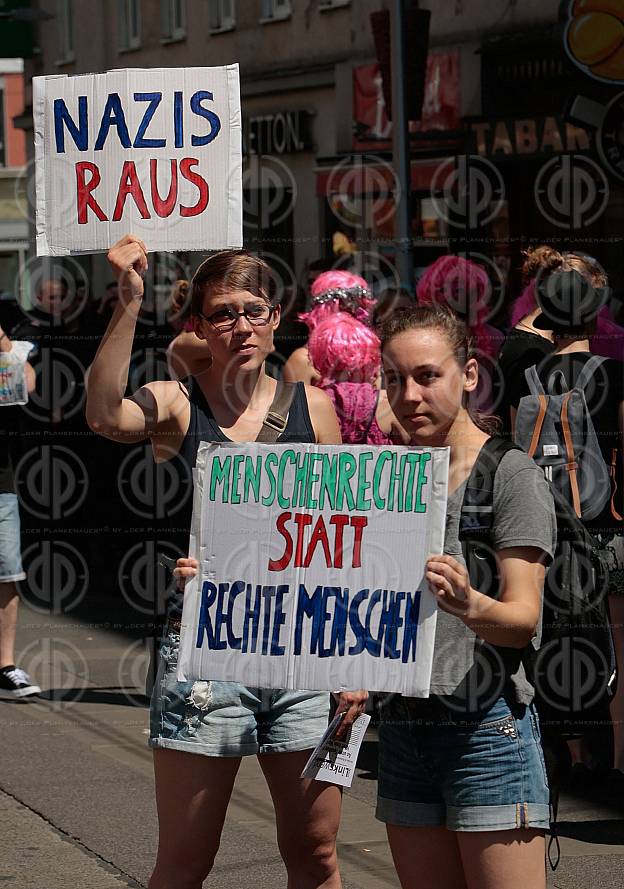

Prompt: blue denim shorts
xmin=0 ymin=493 xmax=26 ymax=583
xmin=149 ymin=628 xmax=331 ymax=757
xmin=376 ymin=693 xmax=550 ymax=832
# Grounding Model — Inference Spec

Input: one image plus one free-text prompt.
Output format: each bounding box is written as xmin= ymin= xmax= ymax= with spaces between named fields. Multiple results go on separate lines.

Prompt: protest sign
xmin=33 ymin=65 xmax=242 ymax=255
xmin=176 ymin=442 xmax=449 ymax=697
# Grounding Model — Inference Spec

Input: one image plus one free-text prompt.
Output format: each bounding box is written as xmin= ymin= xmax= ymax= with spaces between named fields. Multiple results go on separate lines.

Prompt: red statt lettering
xmin=112 ymin=160 xmax=151 ymax=221
xmin=75 ymin=162 xmax=107 ymax=223
xmin=179 ymin=157 xmax=209 ymax=217
xmin=269 ymin=512 xmax=293 ymax=572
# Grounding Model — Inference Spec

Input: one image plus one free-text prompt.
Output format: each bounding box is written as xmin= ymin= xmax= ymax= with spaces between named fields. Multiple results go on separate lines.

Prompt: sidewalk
xmin=0 ymin=607 xmax=622 ymax=888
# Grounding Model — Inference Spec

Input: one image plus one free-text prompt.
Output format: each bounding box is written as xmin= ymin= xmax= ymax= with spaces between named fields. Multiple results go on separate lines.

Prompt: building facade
xmin=17 ymin=0 xmax=624 ymax=332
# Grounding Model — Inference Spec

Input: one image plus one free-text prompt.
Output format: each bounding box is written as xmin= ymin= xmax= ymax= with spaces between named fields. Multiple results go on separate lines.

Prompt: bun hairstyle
xmin=512 ymin=245 xmax=608 ymax=328
xmin=521 ymin=246 xmax=607 ymax=288
xmin=299 ymin=269 xmax=374 ymax=331
xmin=307 ymin=312 xmax=381 ymax=386
xmin=379 ymin=304 xmax=501 ymax=436
xmin=190 ymin=250 xmax=276 ymax=318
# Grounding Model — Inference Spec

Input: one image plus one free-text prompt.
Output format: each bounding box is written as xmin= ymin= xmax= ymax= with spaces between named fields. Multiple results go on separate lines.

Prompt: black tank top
xmin=161 ymin=377 xmax=316 ymax=615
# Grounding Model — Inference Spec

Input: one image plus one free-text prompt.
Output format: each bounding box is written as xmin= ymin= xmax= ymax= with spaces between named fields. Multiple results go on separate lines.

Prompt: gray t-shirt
xmin=427 ymin=448 xmax=557 ymax=707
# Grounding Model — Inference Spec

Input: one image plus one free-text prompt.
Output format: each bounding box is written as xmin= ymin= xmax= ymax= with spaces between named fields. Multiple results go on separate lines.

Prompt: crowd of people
xmin=0 ymin=237 xmax=622 ymax=888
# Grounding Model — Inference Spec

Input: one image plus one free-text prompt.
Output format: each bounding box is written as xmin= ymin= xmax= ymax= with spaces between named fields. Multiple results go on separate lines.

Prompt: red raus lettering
xmin=74 ymin=157 xmax=209 ymax=223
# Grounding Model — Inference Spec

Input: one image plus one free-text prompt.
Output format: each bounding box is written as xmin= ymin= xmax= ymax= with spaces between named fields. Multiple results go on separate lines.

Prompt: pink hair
xmin=307 ymin=312 xmax=381 ymax=386
xmin=299 ymin=269 xmax=374 ymax=330
xmin=510 ymin=280 xmax=624 ymax=360
xmin=416 ymin=255 xmax=503 ymax=357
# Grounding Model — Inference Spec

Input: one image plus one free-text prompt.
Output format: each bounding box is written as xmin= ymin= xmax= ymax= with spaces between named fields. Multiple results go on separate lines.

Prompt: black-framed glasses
xmin=198 ymin=303 xmax=275 ymax=332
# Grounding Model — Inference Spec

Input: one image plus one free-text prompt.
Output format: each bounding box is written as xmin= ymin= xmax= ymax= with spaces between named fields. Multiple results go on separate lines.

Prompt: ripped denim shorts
xmin=149 ymin=627 xmax=330 ymax=757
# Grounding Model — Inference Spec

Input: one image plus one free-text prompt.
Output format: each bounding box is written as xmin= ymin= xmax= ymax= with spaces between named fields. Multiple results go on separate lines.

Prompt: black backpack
xmin=460 ymin=437 xmax=617 ymax=868
xmin=459 ymin=437 xmax=616 ymax=731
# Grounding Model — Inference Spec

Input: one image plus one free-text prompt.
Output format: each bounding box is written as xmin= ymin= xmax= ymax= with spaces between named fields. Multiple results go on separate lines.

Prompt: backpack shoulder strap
xmin=574 ymin=354 xmax=607 ymax=392
xmin=255 ymin=381 xmax=297 ymax=443
xmin=524 ymin=364 xmax=545 ymax=396
xmin=459 ymin=437 xmax=520 ymax=542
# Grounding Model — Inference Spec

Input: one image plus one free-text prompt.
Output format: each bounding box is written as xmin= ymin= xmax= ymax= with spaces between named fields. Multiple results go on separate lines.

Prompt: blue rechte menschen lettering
xmin=327 ymin=587 xmax=348 ymax=657
xmin=242 ymin=583 xmax=262 ymax=654
xmin=173 ymin=91 xmax=184 ymax=148
xmin=261 ymin=586 xmax=276 ymax=656
xmin=270 ymin=585 xmax=288 ymax=656
xmin=94 ymin=93 xmax=131 ymax=150
xmin=196 ymin=581 xmax=218 ymax=649
xmin=190 ymin=91 xmax=221 ymax=146
xmin=54 ymin=96 xmax=88 ymax=153
xmin=225 ymin=580 xmax=245 ymax=650
xmin=364 ymin=589 xmax=383 ymax=656
xmin=347 ymin=588 xmax=370 ymax=655
xmin=401 ymin=591 xmax=421 ymax=663
xmin=382 ymin=590 xmax=406 ymax=659
xmin=293 ymin=584 xmax=322 ymax=655
xmin=132 ymin=93 xmax=166 ymax=148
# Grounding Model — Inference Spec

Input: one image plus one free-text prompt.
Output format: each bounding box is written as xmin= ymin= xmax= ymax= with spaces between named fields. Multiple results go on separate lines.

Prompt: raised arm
xmin=85 ymin=235 xmax=178 ymax=442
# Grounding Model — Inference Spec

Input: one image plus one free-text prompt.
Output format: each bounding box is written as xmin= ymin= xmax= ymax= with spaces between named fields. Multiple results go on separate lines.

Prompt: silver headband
xmin=310 ymin=285 xmax=372 ymax=313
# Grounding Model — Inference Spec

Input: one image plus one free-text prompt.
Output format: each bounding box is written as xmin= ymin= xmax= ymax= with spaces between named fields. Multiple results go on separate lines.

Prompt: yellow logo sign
xmin=565 ymin=0 xmax=624 ymax=83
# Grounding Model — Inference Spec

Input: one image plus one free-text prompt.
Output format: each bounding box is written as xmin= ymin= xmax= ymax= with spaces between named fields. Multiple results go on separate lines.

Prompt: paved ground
xmin=0 ymin=607 xmax=622 ymax=888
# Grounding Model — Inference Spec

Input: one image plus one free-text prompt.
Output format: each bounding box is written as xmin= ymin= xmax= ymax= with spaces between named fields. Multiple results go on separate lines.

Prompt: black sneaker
xmin=0 ymin=666 xmax=41 ymax=699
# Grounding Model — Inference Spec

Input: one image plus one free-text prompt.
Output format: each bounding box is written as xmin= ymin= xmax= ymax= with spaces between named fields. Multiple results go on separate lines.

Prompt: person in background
xmin=282 ymin=270 xmax=374 ymax=385
xmin=0 ymin=321 xmax=40 ymax=699
xmin=372 ymin=287 xmax=414 ymax=331
xmin=513 ymin=263 xmax=624 ymax=784
xmin=166 ymin=279 xmax=212 ymax=381
xmin=307 ymin=311 xmax=408 ymax=445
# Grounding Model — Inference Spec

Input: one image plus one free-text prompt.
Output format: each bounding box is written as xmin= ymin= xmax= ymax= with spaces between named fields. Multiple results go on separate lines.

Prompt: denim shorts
xmin=376 ymin=693 xmax=550 ymax=832
xmin=0 ymin=493 xmax=26 ymax=583
xmin=149 ymin=628 xmax=331 ymax=757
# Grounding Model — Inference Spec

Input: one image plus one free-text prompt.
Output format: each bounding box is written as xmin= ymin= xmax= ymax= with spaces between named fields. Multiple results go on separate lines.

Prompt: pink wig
xmin=307 ymin=312 xmax=381 ymax=385
xmin=510 ymin=280 xmax=624 ymax=360
xmin=416 ymin=255 xmax=503 ymax=357
xmin=299 ymin=269 xmax=374 ymax=330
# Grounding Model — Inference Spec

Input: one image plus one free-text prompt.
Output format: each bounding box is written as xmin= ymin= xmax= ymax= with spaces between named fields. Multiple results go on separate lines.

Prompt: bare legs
xmin=0 ymin=580 xmax=18 ymax=668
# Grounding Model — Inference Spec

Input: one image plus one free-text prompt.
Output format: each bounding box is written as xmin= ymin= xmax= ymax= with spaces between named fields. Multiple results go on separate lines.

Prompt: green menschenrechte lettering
xmin=305 ymin=453 xmax=322 ymax=509
xmin=318 ymin=453 xmax=337 ymax=510
xmin=261 ymin=452 xmax=278 ymax=506
xmin=413 ymin=451 xmax=431 ymax=512
xmin=372 ymin=451 xmax=392 ymax=509
xmin=230 ymin=454 xmax=244 ymax=504
xmin=210 ymin=455 xmax=231 ymax=503
xmin=243 ymin=455 xmax=262 ymax=503
xmin=277 ymin=450 xmax=296 ymax=508
xmin=356 ymin=451 xmax=373 ymax=510
xmin=336 ymin=453 xmax=357 ymax=510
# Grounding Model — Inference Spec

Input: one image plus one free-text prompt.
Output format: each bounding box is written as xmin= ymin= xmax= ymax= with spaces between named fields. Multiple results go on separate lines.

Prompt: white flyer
xmin=301 ymin=712 xmax=371 ymax=788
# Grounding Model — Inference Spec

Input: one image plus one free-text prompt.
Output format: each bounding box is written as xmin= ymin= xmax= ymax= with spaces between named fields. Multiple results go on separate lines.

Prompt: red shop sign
xmin=353 ymin=50 xmax=460 ymax=150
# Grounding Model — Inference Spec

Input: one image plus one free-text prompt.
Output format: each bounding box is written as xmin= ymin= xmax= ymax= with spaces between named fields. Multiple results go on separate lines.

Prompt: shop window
xmin=260 ymin=0 xmax=291 ymax=23
xmin=118 ymin=0 xmax=142 ymax=51
xmin=161 ymin=0 xmax=186 ymax=41
xmin=209 ymin=0 xmax=235 ymax=33
xmin=320 ymin=0 xmax=350 ymax=8
xmin=0 ymin=88 xmax=4 ymax=167
xmin=56 ymin=0 xmax=75 ymax=64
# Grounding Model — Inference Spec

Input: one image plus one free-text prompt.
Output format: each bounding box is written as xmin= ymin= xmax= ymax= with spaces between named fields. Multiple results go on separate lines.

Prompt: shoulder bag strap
xmin=255 ymin=381 xmax=297 ymax=443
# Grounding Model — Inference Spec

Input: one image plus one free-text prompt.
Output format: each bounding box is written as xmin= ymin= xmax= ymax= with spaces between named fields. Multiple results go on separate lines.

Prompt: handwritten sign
xmin=176 ymin=442 xmax=449 ymax=697
xmin=34 ymin=66 xmax=242 ymax=255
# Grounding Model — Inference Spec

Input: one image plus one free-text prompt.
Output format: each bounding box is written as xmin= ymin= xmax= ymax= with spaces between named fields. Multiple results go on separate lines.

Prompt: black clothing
xmin=497 ymin=329 xmax=554 ymax=434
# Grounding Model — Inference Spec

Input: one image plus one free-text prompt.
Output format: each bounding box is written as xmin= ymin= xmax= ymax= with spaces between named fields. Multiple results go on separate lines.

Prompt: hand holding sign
xmin=107 ymin=234 xmax=148 ymax=304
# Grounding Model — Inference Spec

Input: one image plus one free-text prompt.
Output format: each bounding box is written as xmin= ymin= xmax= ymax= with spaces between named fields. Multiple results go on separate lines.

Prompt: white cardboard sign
xmin=176 ymin=443 xmax=449 ymax=697
xmin=34 ymin=66 xmax=242 ymax=255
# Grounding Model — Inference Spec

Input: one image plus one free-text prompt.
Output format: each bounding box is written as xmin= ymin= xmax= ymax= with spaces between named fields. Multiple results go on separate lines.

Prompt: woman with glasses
xmin=86 ymin=234 xmax=367 ymax=889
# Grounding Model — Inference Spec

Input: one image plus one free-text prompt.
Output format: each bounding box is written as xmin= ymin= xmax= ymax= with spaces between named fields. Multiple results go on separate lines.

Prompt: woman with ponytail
xmin=377 ymin=305 xmax=556 ymax=889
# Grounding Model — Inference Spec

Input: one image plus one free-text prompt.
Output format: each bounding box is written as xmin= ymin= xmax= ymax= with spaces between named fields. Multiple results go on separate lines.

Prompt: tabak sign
xmin=33 ymin=66 xmax=243 ymax=255
xmin=468 ymin=114 xmax=592 ymax=157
